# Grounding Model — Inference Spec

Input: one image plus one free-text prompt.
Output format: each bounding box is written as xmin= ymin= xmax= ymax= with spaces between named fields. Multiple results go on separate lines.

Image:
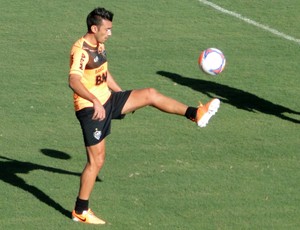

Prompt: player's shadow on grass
xmin=157 ymin=71 xmax=300 ymax=124
xmin=0 ymin=149 xmax=101 ymax=219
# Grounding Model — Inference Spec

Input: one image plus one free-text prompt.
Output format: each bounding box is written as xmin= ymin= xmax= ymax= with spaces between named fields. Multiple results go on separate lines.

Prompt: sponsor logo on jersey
xmin=95 ymin=65 xmax=105 ymax=74
xmin=79 ymin=53 xmax=86 ymax=70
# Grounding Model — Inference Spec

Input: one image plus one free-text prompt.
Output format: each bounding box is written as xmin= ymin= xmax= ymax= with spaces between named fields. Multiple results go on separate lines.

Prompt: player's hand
xmin=92 ymin=99 xmax=106 ymax=121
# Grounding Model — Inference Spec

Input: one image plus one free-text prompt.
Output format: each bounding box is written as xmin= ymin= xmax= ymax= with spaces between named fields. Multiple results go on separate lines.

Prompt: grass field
xmin=1 ymin=0 xmax=299 ymax=229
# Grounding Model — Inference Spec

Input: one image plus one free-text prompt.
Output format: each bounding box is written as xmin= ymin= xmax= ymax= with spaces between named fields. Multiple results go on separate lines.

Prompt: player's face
xmin=95 ymin=19 xmax=112 ymax=43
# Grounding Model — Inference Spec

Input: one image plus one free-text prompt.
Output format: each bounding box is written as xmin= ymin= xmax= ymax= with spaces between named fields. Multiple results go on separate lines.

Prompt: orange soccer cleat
xmin=72 ymin=208 xmax=106 ymax=225
xmin=196 ymin=98 xmax=220 ymax=127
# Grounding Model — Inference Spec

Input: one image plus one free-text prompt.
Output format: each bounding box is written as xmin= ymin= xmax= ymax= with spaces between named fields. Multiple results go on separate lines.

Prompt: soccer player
xmin=69 ymin=7 xmax=220 ymax=224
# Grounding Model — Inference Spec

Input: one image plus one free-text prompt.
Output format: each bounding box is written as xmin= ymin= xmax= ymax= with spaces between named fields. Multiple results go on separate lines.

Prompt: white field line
xmin=199 ymin=0 xmax=300 ymax=45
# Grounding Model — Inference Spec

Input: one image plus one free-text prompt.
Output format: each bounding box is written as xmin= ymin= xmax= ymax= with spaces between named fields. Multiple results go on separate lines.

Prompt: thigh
xmin=86 ymin=139 xmax=106 ymax=165
xmin=76 ymin=107 xmax=112 ymax=147
xmin=121 ymin=88 xmax=153 ymax=114
xmin=110 ymin=90 xmax=132 ymax=119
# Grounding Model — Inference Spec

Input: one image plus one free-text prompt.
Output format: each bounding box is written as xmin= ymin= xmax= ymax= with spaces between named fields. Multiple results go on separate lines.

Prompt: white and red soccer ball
xmin=198 ymin=48 xmax=226 ymax=76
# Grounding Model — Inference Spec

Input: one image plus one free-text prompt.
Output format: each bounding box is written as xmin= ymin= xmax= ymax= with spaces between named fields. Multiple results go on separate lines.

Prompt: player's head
xmin=86 ymin=7 xmax=114 ymax=33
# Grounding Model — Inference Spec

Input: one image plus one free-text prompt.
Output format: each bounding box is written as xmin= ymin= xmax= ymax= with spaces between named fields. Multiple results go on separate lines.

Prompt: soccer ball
xmin=198 ymin=48 xmax=226 ymax=76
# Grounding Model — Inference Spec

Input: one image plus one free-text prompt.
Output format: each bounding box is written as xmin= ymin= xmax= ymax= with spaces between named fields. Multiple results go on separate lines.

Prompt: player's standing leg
xmin=72 ymin=140 xmax=106 ymax=224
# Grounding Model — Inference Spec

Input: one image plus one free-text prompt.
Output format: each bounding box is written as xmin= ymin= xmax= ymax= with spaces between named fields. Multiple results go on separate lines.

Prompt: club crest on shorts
xmin=93 ymin=128 xmax=102 ymax=140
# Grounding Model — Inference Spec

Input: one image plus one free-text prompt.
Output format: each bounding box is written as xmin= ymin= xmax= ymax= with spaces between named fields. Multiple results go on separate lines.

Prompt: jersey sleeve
xmin=69 ymin=46 xmax=89 ymax=77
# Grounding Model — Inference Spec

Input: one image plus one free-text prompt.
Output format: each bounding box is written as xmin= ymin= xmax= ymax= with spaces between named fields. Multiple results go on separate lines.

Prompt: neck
xmin=83 ymin=33 xmax=97 ymax=46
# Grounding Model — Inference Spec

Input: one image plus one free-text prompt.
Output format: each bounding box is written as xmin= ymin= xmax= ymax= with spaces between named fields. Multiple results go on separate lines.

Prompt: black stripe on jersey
xmin=83 ymin=41 xmax=107 ymax=70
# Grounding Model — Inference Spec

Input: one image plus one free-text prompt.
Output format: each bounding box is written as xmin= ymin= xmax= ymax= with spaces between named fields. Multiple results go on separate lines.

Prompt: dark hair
xmin=86 ymin=7 xmax=114 ymax=32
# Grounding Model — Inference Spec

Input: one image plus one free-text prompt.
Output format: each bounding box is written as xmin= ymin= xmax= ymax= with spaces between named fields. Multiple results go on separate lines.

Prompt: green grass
xmin=1 ymin=0 xmax=299 ymax=229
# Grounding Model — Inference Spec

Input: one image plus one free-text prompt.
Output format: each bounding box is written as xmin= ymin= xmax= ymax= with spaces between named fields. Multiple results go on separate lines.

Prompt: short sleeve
xmin=69 ymin=46 xmax=89 ymax=77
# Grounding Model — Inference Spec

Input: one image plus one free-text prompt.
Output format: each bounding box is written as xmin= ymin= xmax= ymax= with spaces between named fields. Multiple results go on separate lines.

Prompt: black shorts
xmin=76 ymin=90 xmax=132 ymax=146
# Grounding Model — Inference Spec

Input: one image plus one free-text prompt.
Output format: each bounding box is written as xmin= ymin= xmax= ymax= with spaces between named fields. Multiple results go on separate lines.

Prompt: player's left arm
xmin=107 ymin=70 xmax=122 ymax=92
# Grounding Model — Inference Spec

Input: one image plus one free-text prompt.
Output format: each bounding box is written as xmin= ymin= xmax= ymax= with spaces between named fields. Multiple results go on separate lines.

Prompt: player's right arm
xmin=69 ymin=44 xmax=105 ymax=120
xmin=69 ymin=74 xmax=105 ymax=120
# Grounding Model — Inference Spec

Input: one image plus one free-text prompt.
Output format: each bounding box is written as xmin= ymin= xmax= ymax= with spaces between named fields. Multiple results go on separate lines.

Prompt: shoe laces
xmin=198 ymin=101 xmax=204 ymax=107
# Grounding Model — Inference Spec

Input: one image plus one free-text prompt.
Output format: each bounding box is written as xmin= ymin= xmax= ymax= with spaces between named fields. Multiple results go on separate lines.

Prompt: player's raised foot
xmin=196 ymin=98 xmax=220 ymax=127
xmin=72 ymin=209 xmax=106 ymax=225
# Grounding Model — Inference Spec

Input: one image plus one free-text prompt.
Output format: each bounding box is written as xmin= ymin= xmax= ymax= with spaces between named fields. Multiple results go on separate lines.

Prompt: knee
xmin=87 ymin=150 xmax=105 ymax=172
xmin=88 ymin=159 xmax=104 ymax=174
xmin=147 ymin=87 xmax=158 ymax=94
xmin=145 ymin=87 xmax=160 ymax=102
xmin=95 ymin=156 xmax=105 ymax=170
